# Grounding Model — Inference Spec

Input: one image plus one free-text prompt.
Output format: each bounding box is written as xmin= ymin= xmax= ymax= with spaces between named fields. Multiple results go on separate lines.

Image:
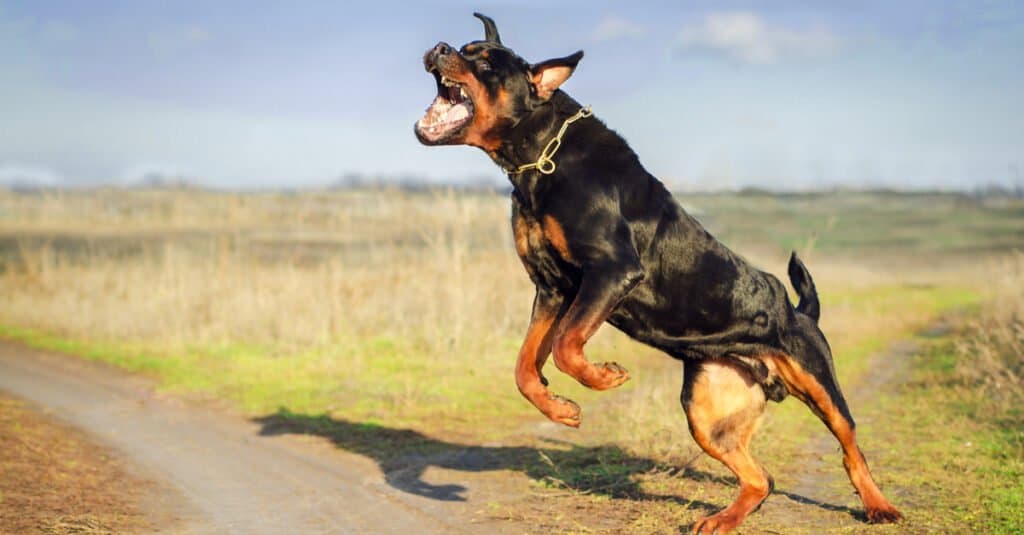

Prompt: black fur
xmin=416 ymin=16 xmax=904 ymax=529
xmin=505 ymin=90 xmax=835 ymax=389
xmin=788 ymin=252 xmax=821 ymax=322
xmin=417 ymin=15 xmax=858 ymax=406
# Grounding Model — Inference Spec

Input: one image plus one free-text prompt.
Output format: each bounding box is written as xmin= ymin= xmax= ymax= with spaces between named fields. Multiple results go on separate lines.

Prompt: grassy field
xmin=0 ymin=187 xmax=1021 ymax=532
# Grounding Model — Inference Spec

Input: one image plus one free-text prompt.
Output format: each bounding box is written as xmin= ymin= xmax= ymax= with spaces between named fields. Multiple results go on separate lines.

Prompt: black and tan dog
xmin=415 ymin=14 xmax=902 ymax=533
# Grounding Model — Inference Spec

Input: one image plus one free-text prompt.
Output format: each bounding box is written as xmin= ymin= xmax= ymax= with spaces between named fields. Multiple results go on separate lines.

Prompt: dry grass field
xmin=0 ymin=186 xmax=1021 ymax=532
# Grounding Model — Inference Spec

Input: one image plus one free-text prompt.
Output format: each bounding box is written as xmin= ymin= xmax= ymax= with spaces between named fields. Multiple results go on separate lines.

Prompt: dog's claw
xmin=604 ymin=362 xmax=627 ymax=376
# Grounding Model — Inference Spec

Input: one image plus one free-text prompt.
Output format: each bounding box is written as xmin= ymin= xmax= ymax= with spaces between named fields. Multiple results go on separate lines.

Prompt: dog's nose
xmin=432 ymin=42 xmax=452 ymax=57
xmin=424 ymin=42 xmax=454 ymax=71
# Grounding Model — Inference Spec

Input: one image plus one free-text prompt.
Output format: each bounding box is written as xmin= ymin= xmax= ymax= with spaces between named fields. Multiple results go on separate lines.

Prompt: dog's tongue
xmin=445 ymin=103 xmax=469 ymax=122
xmin=417 ymin=94 xmax=473 ymax=142
xmin=421 ymin=98 xmax=468 ymax=128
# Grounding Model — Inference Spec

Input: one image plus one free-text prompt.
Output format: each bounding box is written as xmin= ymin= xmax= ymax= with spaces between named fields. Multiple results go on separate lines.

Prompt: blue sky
xmin=1 ymin=1 xmax=1022 ymax=189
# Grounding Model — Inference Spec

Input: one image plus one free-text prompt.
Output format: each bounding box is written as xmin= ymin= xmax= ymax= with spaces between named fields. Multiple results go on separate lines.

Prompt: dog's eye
xmin=476 ymin=60 xmax=491 ymax=72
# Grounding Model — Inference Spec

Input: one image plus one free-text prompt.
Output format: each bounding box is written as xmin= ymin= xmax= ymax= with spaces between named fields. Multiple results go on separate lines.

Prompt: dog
xmin=415 ymin=13 xmax=903 ymax=533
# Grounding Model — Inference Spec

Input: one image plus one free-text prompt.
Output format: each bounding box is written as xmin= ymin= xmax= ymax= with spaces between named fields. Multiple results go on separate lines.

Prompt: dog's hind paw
xmin=691 ymin=510 xmax=744 ymax=534
xmin=544 ymin=394 xmax=581 ymax=427
xmin=866 ymin=504 xmax=903 ymax=524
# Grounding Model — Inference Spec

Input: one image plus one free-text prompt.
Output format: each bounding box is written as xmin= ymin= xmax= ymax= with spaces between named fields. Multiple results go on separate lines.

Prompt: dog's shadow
xmin=253 ymin=407 xmax=719 ymax=507
xmin=252 ymin=407 xmax=861 ymax=521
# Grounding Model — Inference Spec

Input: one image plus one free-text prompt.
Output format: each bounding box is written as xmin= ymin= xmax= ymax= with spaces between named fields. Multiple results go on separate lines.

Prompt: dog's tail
xmin=787 ymin=251 xmax=820 ymax=322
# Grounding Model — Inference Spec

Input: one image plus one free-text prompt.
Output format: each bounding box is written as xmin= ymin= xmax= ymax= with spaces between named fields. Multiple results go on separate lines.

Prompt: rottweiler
xmin=415 ymin=13 xmax=902 ymax=533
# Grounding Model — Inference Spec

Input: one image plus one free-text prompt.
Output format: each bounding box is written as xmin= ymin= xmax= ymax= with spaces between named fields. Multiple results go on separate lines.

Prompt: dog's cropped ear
xmin=530 ymin=51 xmax=584 ymax=100
xmin=473 ymin=12 xmax=501 ymax=44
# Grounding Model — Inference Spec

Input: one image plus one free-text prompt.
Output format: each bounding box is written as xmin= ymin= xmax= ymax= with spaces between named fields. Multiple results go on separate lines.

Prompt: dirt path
xmin=0 ymin=324 xmax=943 ymax=534
xmin=0 ymin=392 xmax=159 ymax=534
xmin=0 ymin=343 xmax=526 ymax=534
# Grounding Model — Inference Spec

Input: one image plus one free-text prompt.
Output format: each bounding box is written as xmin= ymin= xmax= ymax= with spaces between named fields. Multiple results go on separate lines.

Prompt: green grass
xmin=2 ymin=279 xmax=988 ymax=533
xmin=2 ymin=189 xmax=1020 ymax=533
xmin=826 ymin=284 xmax=980 ymax=373
xmin=0 ymin=324 xmax=539 ymax=433
xmin=0 ymin=282 xmax=977 ymax=438
xmin=692 ymin=192 xmax=1024 ymax=258
xmin=505 ymin=295 xmax=1019 ymax=534
xmin=859 ymin=339 xmax=1024 ymax=533
xmin=738 ymin=284 xmax=980 ymax=457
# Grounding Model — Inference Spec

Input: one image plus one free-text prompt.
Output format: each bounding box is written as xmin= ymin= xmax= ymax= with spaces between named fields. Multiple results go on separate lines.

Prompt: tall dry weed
xmin=955 ymin=253 xmax=1024 ymax=408
xmin=0 ymin=189 xmax=531 ymax=363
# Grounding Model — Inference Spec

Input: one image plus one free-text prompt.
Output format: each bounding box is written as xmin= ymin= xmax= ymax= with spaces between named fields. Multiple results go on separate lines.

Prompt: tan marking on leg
xmin=541 ymin=215 xmax=573 ymax=261
xmin=686 ymin=360 xmax=771 ymax=534
xmin=515 ymin=308 xmax=579 ymax=427
xmin=552 ymin=328 xmax=629 ymax=391
xmin=512 ymin=213 xmax=545 ymax=281
xmin=764 ymin=355 xmax=902 ymax=523
xmin=512 ymin=213 xmax=530 ymax=259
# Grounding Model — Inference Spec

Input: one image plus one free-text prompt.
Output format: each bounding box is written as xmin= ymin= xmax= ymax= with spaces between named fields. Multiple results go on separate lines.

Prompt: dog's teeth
xmin=459 ymin=87 xmax=467 ymax=99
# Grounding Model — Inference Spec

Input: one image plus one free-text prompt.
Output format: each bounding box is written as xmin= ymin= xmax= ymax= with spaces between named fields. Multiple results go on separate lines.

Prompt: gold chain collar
xmin=503 ymin=106 xmax=593 ymax=175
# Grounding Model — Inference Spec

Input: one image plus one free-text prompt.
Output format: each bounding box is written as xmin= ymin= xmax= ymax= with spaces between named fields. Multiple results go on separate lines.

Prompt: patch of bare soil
xmin=0 ymin=343 xmax=504 ymax=534
xmin=0 ymin=393 xmax=158 ymax=535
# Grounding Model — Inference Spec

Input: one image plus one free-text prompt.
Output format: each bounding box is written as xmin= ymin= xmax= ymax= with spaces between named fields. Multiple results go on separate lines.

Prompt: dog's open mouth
xmin=416 ymin=66 xmax=475 ymax=144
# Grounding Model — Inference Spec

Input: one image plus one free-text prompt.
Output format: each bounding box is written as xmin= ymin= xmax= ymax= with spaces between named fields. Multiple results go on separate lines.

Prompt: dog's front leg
xmin=515 ymin=288 xmax=583 ymax=426
xmin=552 ymin=260 xmax=644 ymax=392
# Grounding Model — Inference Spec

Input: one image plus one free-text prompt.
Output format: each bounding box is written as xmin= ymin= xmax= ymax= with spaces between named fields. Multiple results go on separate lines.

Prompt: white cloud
xmin=591 ymin=16 xmax=646 ymax=43
xmin=673 ymin=11 xmax=840 ymax=65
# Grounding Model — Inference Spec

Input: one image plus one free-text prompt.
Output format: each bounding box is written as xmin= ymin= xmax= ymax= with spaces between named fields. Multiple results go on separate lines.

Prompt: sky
xmin=1 ymin=1 xmax=1022 ymax=190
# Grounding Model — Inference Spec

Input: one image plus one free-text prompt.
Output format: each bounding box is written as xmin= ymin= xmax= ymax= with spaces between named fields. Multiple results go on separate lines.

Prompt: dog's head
xmin=414 ymin=13 xmax=583 ymax=150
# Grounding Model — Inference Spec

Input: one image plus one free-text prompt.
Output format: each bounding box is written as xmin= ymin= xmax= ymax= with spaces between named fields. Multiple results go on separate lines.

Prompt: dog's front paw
xmin=544 ymin=394 xmax=581 ymax=427
xmin=585 ymin=362 xmax=630 ymax=391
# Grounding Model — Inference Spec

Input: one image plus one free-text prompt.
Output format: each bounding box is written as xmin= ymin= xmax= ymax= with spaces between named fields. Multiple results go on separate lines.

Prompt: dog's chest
xmin=511 ymin=202 xmax=579 ymax=292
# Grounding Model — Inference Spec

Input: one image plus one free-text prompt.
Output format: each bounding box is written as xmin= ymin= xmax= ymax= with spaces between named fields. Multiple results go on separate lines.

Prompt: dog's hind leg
xmin=767 ymin=321 xmax=902 ymax=524
xmin=682 ymin=359 xmax=772 ymax=534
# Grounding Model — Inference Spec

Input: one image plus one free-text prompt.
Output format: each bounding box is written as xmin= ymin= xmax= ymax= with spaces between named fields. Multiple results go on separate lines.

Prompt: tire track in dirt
xmin=0 ymin=343 xmax=527 ymax=534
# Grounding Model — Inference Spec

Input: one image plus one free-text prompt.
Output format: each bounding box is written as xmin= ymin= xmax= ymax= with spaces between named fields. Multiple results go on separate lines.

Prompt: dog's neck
xmin=489 ymin=91 xmax=587 ymax=179
xmin=490 ymin=92 xmax=646 ymax=207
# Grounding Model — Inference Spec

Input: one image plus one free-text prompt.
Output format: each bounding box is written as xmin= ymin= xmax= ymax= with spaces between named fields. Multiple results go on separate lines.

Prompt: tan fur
xmin=685 ymin=360 xmax=771 ymax=534
xmin=436 ymin=55 xmax=504 ymax=150
xmin=513 ymin=305 xmax=584 ymax=427
xmin=541 ymin=215 xmax=573 ymax=261
xmin=512 ymin=213 xmax=530 ymax=259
